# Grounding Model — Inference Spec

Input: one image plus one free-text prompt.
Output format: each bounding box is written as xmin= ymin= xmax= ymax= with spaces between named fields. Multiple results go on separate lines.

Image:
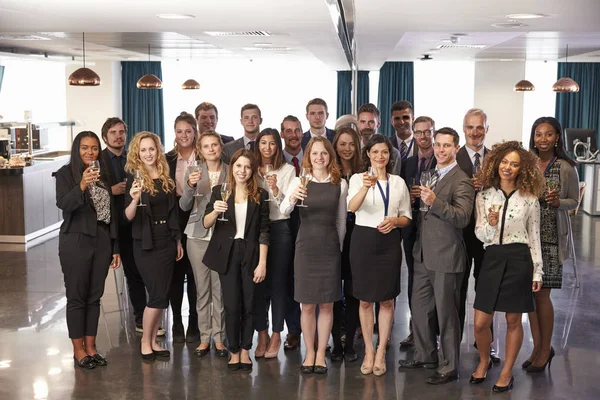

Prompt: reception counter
xmin=581 ymin=161 xmax=600 ymax=216
xmin=0 ymin=155 xmax=69 ymax=243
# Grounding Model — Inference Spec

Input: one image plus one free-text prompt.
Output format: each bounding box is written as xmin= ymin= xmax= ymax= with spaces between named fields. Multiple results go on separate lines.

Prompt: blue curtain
xmin=0 ymin=65 xmax=5 ymax=94
xmin=121 ymin=61 xmax=165 ymax=144
xmin=377 ymin=62 xmax=414 ymax=137
xmin=555 ymin=62 xmax=600 ymax=136
xmin=336 ymin=70 xmax=370 ymax=118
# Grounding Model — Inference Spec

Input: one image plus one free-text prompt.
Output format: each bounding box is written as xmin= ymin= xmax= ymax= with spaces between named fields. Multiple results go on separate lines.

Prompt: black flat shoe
xmin=493 ymin=376 xmax=514 ymax=393
xmin=426 ymin=372 xmax=459 ymax=385
xmin=300 ymin=365 xmax=315 ymax=374
xmin=331 ymin=348 xmax=344 ymax=362
xmin=526 ymin=347 xmax=555 ymax=373
xmin=153 ymin=349 xmax=170 ymax=357
xmin=314 ymin=364 xmax=328 ymax=374
xmin=74 ymin=355 xmax=96 ymax=369
xmin=398 ymin=359 xmax=439 ymax=369
xmin=227 ymin=362 xmax=240 ymax=371
xmin=215 ymin=348 xmax=229 ymax=358
xmin=344 ymin=348 xmax=358 ymax=362
xmin=470 ymin=360 xmax=492 ymax=384
xmin=141 ymin=352 xmax=156 ymax=361
xmin=194 ymin=347 xmax=210 ymax=357
xmin=91 ymin=353 xmax=107 ymax=367
xmin=240 ymin=361 xmax=253 ymax=371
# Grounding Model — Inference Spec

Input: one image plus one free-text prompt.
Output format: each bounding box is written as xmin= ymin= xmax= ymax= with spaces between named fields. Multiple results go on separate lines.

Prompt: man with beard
xmin=100 ymin=118 xmax=165 ymax=336
xmin=357 ymin=103 xmax=402 ymax=176
xmin=194 ymin=102 xmax=234 ymax=144
xmin=222 ymin=103 xmax=262 ymax=164
xmin=399 ymin=116 xmax=437 ymax=349
xmin=301 ymin=98 xmax=336 ymax=149
xmin=391 ymin=101 xmax=417 ymax=161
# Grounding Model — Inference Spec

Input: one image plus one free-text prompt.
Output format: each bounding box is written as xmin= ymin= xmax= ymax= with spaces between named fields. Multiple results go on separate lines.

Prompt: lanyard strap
xmin=405 ymin=138 xmax=414 ymax=158
xmin=376 ymin=174 xmax=390 ymax=217
xmin=543 ymin=156 xmax=556 ymax=176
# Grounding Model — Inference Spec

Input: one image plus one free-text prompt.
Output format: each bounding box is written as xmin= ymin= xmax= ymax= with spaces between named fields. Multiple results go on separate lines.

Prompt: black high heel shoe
xmin=74 ymin=355 xmax=96 ymax=369
xmin=526 ymin=347 xmax=555 ymax=373
xmin=492 ymin=376 xmax=514 ymax=393
xmin=521 ymin=359 xmax=533 ymax=369
xmin=470 ymin=359 xmax=492 ymax=384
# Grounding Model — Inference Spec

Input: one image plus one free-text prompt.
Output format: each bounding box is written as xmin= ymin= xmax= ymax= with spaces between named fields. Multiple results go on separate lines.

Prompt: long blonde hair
xmin=302 ymin=136 xmax=342 ymax=184
xmin=125 ymin=131 xmax=175 ymax=195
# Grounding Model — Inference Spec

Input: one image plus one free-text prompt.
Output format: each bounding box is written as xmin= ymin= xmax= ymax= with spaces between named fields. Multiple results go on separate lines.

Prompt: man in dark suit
xmin=357 ymin=103 xmax=402 ymax=176
xmin=399 ymin=127 xmax=474 ymax=385
xmin=301 ymin=98 xmax=336 ymax=149
xmin=456 ymin=108 xmax=500 ymax=363
xmin=399 ymin=116 xmax=437 ymax=349
xmin=222 ymin=104 xmax=262 ymax=164
xmin=194 ymin=102 xmax=234 ymax=144
xmin=390 ymin=100 xmax=417 ymax=161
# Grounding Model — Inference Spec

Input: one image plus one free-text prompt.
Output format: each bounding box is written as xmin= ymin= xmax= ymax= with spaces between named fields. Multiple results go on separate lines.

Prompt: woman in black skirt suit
xmin=347 ymin=135 xmax=412 ymax=376
xmin=124 ymin=131 xmax=184 ymax=361
xmin=56 ymin=131 xmax=121 ymax=369
xmin=472 ymin=141 xmax=544 ymax=392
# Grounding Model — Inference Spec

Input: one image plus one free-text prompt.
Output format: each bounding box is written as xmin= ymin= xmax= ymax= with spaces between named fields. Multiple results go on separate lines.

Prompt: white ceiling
xmin=0 ymin=0 xmax=599 ymax=70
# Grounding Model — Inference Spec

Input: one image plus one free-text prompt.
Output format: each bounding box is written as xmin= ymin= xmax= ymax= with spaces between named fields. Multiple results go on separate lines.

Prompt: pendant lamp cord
xmin=82 ymin=32 xmax=86 ymax=69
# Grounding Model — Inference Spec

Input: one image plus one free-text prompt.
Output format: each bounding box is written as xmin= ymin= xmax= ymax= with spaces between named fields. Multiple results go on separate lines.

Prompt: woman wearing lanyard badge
xmin=348 ymin=135 xmax=412 ymax=376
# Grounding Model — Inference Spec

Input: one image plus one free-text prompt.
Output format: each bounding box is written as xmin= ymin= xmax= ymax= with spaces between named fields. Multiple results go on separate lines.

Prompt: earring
xmin=555 ymin=141 xmax=558 ymax=148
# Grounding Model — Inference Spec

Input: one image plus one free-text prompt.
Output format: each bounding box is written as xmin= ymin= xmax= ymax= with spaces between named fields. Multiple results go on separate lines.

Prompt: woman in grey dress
xmin=281 ymin=137 xmax=347 ymax=374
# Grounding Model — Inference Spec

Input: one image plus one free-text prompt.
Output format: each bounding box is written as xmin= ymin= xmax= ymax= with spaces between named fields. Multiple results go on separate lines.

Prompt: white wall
xmin=474 ymin=61 xmax=526 ymax=146
xmin=521 ymin=61 xmax=557 ymax=146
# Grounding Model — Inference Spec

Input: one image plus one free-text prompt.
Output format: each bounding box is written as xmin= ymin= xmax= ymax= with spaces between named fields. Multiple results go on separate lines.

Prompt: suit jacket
xmin=220 ymin=134 xmax=235 ymax=144
xmin=413 ymin=164 xmax=474 ymax=273
xmin=222 ymin=137 xmax=246 ymax=165
xmin=100 ymin=148 xmax=127 ymax=226
xmin=389 ymin=146 xmax=403 ymax=176
xmin=301 ymin=128 xmax=336 ymax=150
xmin=179 ymin=163 xmax=228 ymax=238
xmin=202 ymin=187 xmax=270 ymax=274
xmin=166 ymin=149 xmax=199 ymax=232
xmin=55 ymin=165 xmax=119 ymax=254
xmin=400 ymin=153 xmax=437 ymax=241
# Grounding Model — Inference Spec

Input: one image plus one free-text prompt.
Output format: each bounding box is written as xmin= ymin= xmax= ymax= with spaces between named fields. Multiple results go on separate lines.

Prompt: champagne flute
xmin=368 ymin=166 xmax=377 ymax=205
xmin=134 ymin=170 xmax=146 ymax=207
xmin=188 ymin=160 xmax=203 ymax=197
xmin=419 ymin=171 xmax=431 ymax=212
xmin=264 ymin=164 xmax=274 ymax=202
xmin=297 ymin=168 xmax=311 ymax=208
xmin=546 ymin=179 xmax=560 ymax=204
xmin=89 ymin=160 xmax=100 ymax=186
xmin=491 ymin=191 xmax=503 ymax=213
xmin=217 ymin=182 xmax=231 ymax=221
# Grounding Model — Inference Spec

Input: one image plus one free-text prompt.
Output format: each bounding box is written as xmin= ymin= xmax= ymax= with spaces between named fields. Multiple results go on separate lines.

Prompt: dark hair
xmin=529 ymin=116 xmax=576 ymax=167
xmin=194 ymin=102 xmax=218 ymax=119
xmin=361 ymin=134 xmax=394 ymax=174
xmin=306 ymin=98 xmax=328 ymax=113
xmin=434 ymin=127 xmax=460 ymax=146
xmin=101 ymin=117 xmax=127 ymax=142
xmin=357 ymin=103 xmax=380 ymax=119
xmin=68 ymin=131 xmax=109 ymax=188
xmin=240 ymin=103 xmax=261 ymax=118
xmin=391 ymin=100 xmax=413 ymax=114
xmin=333 ymin=127 xmax=363 ymax=174
xmin=254 ymin=128 xmax=284 ymax=170
xmin=227 ymin=149 xmax=261 ymax=204
xmin=280 ymin=115 xmax=302 ymax=133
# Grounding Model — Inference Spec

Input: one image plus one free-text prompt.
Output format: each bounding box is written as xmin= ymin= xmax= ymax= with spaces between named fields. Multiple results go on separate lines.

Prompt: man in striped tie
xmin=391 ymin=100 xmax=417 ymax=161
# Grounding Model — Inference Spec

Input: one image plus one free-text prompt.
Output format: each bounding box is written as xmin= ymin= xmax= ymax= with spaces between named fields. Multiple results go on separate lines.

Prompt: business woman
xmin=124 ymin=131 xmax=184 ymax=361
xmin=472 ymin=141 xmax=544 ymax=392
xmin=331 ymin=127 xmax=363 ymax=362
xmin=524 ymin=117 xmax=579 ymax=372
xmin=348 ymin=135 xmax=412 ymax=376
xmin=281 ymin=136 xmax=348 ymax=374
xmin=253 ymin=128 xmax=296 ymax=358
xmin=56 ymin=131 xmax=120 ymax=369
xmin=179 ymin=131 xmax=228 ymax=357
xmin=203 ymin=149 xmax=270 ymax=371
xmin=166 ymin=111 xmax=200 ymax=343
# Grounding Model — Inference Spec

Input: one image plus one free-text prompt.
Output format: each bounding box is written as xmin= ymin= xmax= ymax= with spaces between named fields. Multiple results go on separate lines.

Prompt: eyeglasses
xmin=414 ymin=129 xmax=432 ymax=137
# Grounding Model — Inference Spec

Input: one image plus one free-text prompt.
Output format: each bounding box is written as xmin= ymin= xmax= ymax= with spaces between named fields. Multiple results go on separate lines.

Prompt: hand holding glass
xmin=368 ymin=166 xmax=378 ymax=205
xmin=217 ymin=182 xmax=231 ymax=221
xmin=188 ymin=161 xmax=203 ymax=197
xmin=264 ymin=164 xmax=274 ymax=202
xmin=134 ymin=170 xmax=146 ymax=207
xmin=297 ymin=168 xmax=311 ymax=208
xmin=419 ymin=171 xmax=432 ymax=211
xmin=89 ymin=161 xmax=100 ymax=185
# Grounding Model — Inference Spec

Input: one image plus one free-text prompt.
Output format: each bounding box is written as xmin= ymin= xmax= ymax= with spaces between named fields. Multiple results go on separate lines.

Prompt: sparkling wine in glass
xmin=419 ymin=171 xmax=432 ymax=212
xmin=264 ymin=164 xmax=274 ymax=202
xmin=368 ymin=166 xmax=378 ymax=205
xmin=89 ymin=160 xmax=100 ymax=185
xmin=134 ymin=170 xmax=146 ymax=207
xmin=188 ymin=160 xmax=203 ymax=197
xmin=218 ymin=182 xmax=231 ymax=221
xmin=297 ymin=168 xmax=311 ymax=208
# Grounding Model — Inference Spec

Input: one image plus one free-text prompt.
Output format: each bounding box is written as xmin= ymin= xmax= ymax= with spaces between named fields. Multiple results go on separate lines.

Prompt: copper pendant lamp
xmin=68 ymin=33 xmax=101 ymax=86
xmin=553 ymin=45 xmax=579 ymax=93
xmin=137 ymin=44 xmax=163 ymax=89
xmin=514 ymin=79 xmax=535 ymax=92
xmin=181 ymin=41 xmax=200 ymax=90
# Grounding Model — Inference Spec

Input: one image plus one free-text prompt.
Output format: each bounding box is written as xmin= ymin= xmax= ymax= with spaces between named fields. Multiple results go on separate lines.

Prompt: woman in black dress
xmin=125 ymin=131 xmax=184 ymax=361
xmin=56 ymin=131 xmax=121 ymax=369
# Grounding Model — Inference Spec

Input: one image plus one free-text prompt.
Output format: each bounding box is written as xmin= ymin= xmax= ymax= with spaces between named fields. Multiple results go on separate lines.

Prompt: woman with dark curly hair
xmin=471 ymin=141 xmax=544 ymax=392
xmin=524 ymin=117 xmax=579 ymax=373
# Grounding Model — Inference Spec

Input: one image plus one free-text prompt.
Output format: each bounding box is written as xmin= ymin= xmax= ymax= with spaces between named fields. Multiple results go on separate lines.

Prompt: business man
xmin=399 ymin=127 xmax=474 ymax=385
xmin=390 ymin=100 xmax=417 ymax=161
xmin=222 ymin=104 xmax=262 ymax=164
xmin=357 ymin=103 xmax=402 ymax=176
xmin=194 ymin=102 xmax=234 ymax=144
xmin=456 ymin=108 xmax=499 ymax=363
xmin=301 ymin=98 xmax=336 ymax=149
xmin=399 ymin=116 xmax=437 ymax=348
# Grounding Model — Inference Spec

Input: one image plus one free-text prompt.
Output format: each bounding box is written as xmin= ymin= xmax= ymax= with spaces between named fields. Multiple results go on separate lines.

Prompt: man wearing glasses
xmin=391 ymin=100 xmax=417 ymax=161
xmin=456 ymin=108 xmax=500 ymax=364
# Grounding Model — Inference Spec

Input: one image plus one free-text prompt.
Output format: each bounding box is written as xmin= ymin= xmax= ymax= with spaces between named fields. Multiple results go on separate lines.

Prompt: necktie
xmin=247 ymin=141 xmax=255 ymax=152
xmin=292 ymin=156 xmax=300 ymax=177
xmin=473 ymin=153 xmax=481 ymax=173
xmin=418 ymin=156 xmax=427 ymax=177
xmin=400 ymin=140 xmax=408 ymax=161
xmin=429 ymin=170 xmax=440 ymax=190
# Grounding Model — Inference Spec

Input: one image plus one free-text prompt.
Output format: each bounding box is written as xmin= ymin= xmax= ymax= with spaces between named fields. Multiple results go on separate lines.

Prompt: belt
xmin=152 ymin=220 xmax=167 ymax=225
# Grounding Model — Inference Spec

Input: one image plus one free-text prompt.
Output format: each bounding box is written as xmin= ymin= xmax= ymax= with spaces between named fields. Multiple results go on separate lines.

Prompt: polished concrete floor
xmin=1 ymin=214 xmax=599 ymax=400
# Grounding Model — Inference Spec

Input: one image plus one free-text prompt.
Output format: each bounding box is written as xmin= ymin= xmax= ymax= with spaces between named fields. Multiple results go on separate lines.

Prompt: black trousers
xmin=169 ymin=233 xmax=198 ymax=319
xmin=119 ymin=225 xmax=146 ymax=324
xmin=332 ymin=281 xmax=359 ymax=350
xmin=460 ymin=236 xmax=487 ymax=338
xmin=402 ymin=231 xmax=416 ymax=312
xmin=285 ymin=209 xmax=301 ymax=336
xmin=220 ymin=239 xmax=255 ymax=353
xmin=59 ymin=224 xmax=111 ymax=339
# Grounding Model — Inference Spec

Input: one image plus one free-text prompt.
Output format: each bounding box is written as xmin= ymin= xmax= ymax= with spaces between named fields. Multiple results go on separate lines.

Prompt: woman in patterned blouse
xmin=471 ymin=141 xmax=544 ymax=392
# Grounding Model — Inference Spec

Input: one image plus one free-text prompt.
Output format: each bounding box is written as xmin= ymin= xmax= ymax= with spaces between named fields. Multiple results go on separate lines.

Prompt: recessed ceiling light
xmin=505 ymin=13 xmax=547 ymax=19
xmin=156 ymin=14 xmax=195 ymax=19
xmin=254 ymin=42 xmax=273 ymax=47
xmin=492 ymin=22 xmax=525 ymax=28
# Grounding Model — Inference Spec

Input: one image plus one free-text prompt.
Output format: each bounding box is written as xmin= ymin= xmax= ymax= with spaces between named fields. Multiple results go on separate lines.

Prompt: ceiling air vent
xmin=0 ymin=34 xmax=51 ymax=41
xmin=242 ymin=47 xmax=291 ymax=51
xmin=205 ymin=31 xmax=271 ymax=37
xmin=436 ymin=44 xmax=486 ymax=50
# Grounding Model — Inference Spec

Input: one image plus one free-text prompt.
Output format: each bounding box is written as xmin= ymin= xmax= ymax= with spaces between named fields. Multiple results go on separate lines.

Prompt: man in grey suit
xmin=357 ymin=103 xmax=402 ymax=176
xmin=222 ymin=103 xmax=262 ymax=164
xmin=398 ymin=127 xmax=474 ymax=385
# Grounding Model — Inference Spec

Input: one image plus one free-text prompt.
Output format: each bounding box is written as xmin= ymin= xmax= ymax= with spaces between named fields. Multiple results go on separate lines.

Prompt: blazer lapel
xmin=226 ymin=187 xmax=236 ymax=228
xmin=244 ymin=197 xmax=258 ymax=239
xmin=433 ymin=165 xmax=459 ymax=195
xmin=456 ymin=146 xmax=473 ymax=178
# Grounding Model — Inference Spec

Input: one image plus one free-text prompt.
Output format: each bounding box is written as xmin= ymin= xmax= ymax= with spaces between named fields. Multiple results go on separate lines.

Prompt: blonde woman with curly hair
xmin=124 ymin=131 xmax=184 ymax=361
xmin=471 ymin=141 xmax=544 ymax=392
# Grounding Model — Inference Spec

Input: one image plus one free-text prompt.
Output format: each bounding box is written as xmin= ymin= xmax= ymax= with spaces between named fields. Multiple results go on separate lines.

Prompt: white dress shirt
xmin=465 ymin=146 xmax=485 ymax=166
xmin=257 ymin=163 xmax=296 ymax=221
xmin=283 ymin=149 xmax=303 ymax=165
xmin=233 ymin=201 xmax=248 ymax=239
